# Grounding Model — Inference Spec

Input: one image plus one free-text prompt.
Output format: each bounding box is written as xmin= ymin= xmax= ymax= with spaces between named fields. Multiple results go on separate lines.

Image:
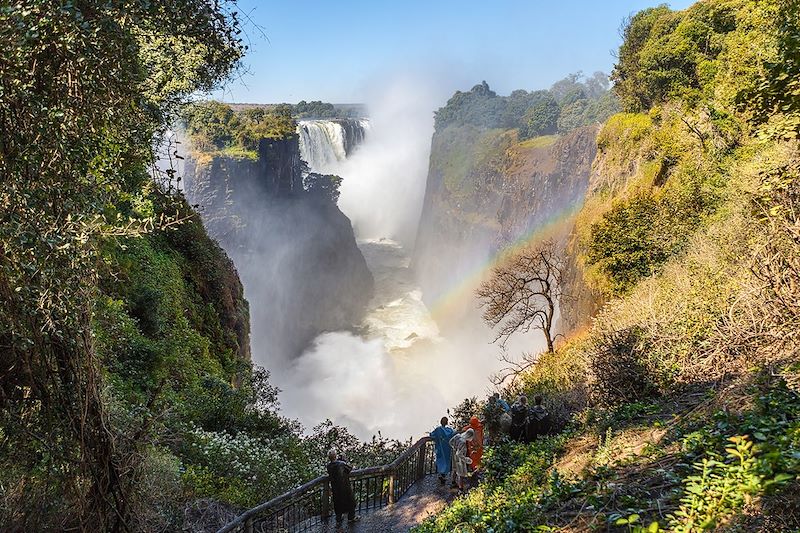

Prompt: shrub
xmin=450 ymin=397 xmax=482 ymax=431
xmin=588 ymin=326 xmax=659 ymax=406
xmin=521 ymin=93 xmax=559 ymax=138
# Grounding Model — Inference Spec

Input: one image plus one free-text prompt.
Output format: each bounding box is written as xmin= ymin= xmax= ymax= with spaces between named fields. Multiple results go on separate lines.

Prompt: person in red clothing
xmin=462 ymin=416 xmax=484 ymax=471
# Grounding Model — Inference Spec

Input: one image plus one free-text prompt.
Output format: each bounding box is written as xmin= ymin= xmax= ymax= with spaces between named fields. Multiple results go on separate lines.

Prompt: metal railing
xmin=218 ymin=437 xmax=437 ymax=533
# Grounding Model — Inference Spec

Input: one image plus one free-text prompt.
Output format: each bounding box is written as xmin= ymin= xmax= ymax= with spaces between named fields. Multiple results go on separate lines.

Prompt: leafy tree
xmin=521 ymin=93 xmax=560 ymax=138
xmin=304 ymin=172 xmax=343 ymax=204
xmin=557 ymin=99 xmax=590 ymax=133
xmin=549 ymin=71 xmax=584 ymax=101
xmin=238 ymin=104 xmax=297 ymax=148
xmin=184 ymin=100 xmax=240 ymax=149
xmin=293 ymin=100 xmax=339 ymax=119
xmin=435 ymin=75 xmax=616 ymax=136
xmin=183 ymin=102 xmax=298 ymax=153
xmin=584 ymin=71 xmax=612 ymax=99
xmin=611 ymin=3 xmax=739 ymax=112
xmin=0 ymin=1 xmax=243 ymax=528
xmin=434 ymin=81 xmax=507 ymax=130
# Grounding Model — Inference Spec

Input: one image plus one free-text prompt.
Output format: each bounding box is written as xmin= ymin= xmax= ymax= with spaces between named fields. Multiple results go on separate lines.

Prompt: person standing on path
xmin=327 ymin=449 xmax=357 ymax=526
xmin=510 ymin=395 xmax=528 ymax=442
xmin=449 ymin=428 xmax=475 ymax=493
xmin=430 ymin=417 xmax=456 ymax=485
xmin=525 ymin=395 xmax=551 ymax=442
xmin=494 ymin=392 xmax=511 ymax=413
xmin=462 ymin=416 xmax=484 ymax=471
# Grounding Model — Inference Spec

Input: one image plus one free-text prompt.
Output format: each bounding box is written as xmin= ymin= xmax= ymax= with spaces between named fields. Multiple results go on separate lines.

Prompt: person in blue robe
xmin=492 ymin=392 xmax=511 ymax=412
xmin=429 ymin=416 xmax=456 ymax=484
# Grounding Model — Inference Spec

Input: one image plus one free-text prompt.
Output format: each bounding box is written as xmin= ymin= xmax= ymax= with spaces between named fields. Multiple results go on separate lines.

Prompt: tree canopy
xmin=0 ymin=1 xmax=244 ymax=528
xmin=433 ymin=73 xmax=619 ymax=137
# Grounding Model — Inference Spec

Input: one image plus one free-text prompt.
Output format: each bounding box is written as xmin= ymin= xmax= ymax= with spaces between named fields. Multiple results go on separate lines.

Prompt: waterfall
xmin=297 ymin=119 xmax=370 ymax=173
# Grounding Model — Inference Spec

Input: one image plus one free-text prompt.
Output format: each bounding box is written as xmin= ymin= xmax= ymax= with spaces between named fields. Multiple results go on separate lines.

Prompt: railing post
xmin=415 ymin=442 xmax=426 ymax=481
xmin=244 ymin=517 xmax=253 ymax=533
xmin=321 ymin=479 xmax=331 ymax=519
xmin=388 ymin=469 xmax=396 ymax=504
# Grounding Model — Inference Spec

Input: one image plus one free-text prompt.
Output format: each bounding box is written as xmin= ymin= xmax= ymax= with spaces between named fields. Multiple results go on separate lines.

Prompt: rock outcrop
xmin=183 ymin=134 xmax=373 ymax=361
xmin=413 ymin=126 xmax=601 ymax=334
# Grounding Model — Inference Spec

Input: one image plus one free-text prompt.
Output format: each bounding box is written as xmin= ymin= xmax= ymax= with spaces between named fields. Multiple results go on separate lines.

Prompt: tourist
xmin=463 ymin=416 xmax=484 ymax=471
xmin=326 ymin=449 xmax=357 ymax=525
xmin=485 ymin=393 xmax=511 ymax=444
xmin=525 ymin=395 xmax=550 ymax=442
xmin=494 ymin=392 xmax=511 ymax=412
xmin=449 ymin=428 xmax=475 ymax=493
xmin=510 ymin=395 xmax=528 ymax=442
xmin=429 ymin=417 xmax=456 ymax=485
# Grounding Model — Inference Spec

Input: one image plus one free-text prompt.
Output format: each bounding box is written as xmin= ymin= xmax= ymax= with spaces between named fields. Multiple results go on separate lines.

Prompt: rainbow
xmin=427 ymin=198 xmax=585 ymax=324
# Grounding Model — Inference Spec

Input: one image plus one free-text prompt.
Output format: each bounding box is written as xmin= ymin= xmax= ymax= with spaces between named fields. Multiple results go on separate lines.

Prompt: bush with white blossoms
xmin=182 ymin=425 xmax=310 ymax=507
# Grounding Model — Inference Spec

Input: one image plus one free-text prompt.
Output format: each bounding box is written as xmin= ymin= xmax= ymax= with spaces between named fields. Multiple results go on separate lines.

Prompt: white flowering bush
xmin=182 ymin=425 xmax=310 ymax=507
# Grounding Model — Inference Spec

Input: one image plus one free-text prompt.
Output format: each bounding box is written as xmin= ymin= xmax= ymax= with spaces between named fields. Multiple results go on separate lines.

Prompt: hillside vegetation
xmin=0 ymin=4 xmax=396 ymax=531
xmin=416 ymin=1 xmax=800 ymax=531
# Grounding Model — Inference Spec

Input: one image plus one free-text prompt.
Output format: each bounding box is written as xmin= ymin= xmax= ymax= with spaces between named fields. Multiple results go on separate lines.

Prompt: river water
xmin=277 ymin=236 xmax=456 ymax=440
xmin=277 ymin=114 xmax=516 ymax=440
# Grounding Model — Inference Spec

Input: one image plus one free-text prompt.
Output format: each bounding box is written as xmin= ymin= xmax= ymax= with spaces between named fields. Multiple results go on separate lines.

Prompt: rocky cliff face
xmin=413 ymin=125 xmax=601 ymax=333
xmin=183 ymin=135 xmax=373 ymax=361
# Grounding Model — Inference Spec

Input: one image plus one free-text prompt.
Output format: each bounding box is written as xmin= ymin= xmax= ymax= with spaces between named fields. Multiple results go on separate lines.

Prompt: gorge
xmin=182 ymin=81 xmax=603 ymax=440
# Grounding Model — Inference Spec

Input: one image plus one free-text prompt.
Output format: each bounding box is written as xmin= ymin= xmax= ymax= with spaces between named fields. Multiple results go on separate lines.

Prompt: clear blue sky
xmin=214 ymin=0 xmax=695 ymax=104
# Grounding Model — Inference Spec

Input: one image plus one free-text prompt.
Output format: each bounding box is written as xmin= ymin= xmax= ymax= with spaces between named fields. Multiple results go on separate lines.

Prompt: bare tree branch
xmin=477 ymin=239 xmax=566 ymax=354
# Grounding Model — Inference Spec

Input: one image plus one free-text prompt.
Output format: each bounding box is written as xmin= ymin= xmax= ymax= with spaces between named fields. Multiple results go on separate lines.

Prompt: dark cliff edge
xmin=412 ymin=125 xmax=601 ymax=335
xmin=183 ymin=135 xmax=374 ymax=361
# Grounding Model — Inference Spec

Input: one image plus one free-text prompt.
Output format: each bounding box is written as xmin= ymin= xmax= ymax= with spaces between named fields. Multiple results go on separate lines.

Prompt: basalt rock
xmin=413 ymin=125 xmax=601 ymax=335
xmin=184 ymin=135 xmax=373 ymax=361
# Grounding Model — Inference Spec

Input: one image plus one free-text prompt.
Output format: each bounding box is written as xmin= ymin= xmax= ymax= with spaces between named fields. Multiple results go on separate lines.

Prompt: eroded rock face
xmin=412 ymin=126 xmax=601 ymax=334
xmin=183 ymin=135 xmax=373 ymax=361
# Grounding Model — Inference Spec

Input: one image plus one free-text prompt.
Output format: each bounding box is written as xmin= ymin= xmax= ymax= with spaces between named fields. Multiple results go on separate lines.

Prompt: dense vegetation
xmin=183 ymin=101 xmax=298 ymax=154
xmin=292 ymin=99 xmax=363 ymax=119
xmin=418 ymin=0 xmax=800 ymax=531
xmin=0 ymin=3 xmax=389 ymax=531
xmin=181 ymin=99 xmax=361 ymax=156
xmin=433 ymin=73 xmax=618 ymax=138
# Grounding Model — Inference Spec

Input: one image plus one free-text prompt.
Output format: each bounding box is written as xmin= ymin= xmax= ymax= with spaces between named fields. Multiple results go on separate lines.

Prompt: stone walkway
xmin=315 ymin=476 xmax=457 ymax=533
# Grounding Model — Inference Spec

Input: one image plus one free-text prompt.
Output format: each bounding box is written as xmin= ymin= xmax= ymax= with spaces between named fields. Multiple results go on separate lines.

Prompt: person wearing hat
xmin=327 ymin=449 xmax=357 ymax=525
xmin=449 ymin=428 xmax=475 ymax=493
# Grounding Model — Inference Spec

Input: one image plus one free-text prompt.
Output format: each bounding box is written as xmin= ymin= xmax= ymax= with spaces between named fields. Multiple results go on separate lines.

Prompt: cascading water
xmin=281 ymin=84 xmax=533 ymax=440
xmin=297 ymin=119 xmax=370 ymax=174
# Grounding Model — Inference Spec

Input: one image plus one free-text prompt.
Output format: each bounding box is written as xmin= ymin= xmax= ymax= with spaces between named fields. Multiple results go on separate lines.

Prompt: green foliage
xmin=588 ymin=327 xmax=660 ymax=406
xmin=291 ymin=99 xmax=361 ymax=119
xmin=585 ymin=121 xmax=724 ymax=296
xmin=434 ymin=74 xmax=617 ymax=136
xmin=742 ymin=0 xmax=800 ymax=138
xmin=0 ymin=1 xmax=243 ymax=528
xmin=668 ymin=436 xmax=761 ymax=531
xmin=612 ymin=0 xmax=800 ymax=126
xmin=183 ymin=100 xmax=238 ymax=150
xmin=586 ymin=191 xmax=668 ymax=293
xmin=434 ymin=81 xmax=504 ymax=131
xmin=612 ymin=3 xmax=737 ymax=112
xmin=304 ymin=172 xmax=343 ymax=204
xmin=183 ymin=101 xmax=297 ymax=154
xmin=521 ymin=93 xmax=559 ymax=138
